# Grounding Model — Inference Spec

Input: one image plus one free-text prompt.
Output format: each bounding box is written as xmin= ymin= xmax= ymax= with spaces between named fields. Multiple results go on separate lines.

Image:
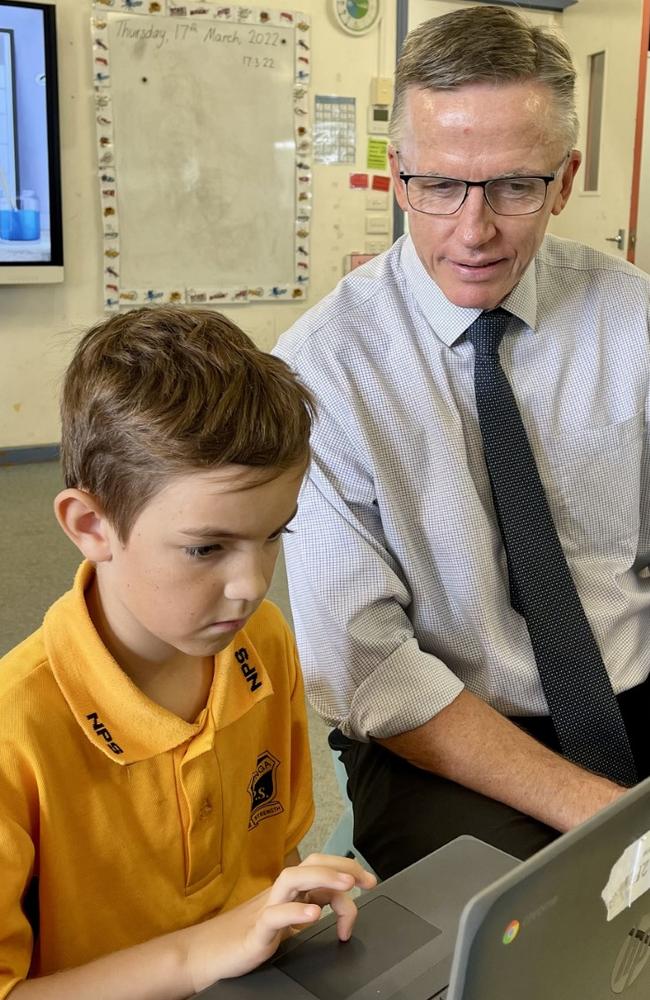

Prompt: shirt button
xmin=199 ymin=797 xmax=213 ymax=820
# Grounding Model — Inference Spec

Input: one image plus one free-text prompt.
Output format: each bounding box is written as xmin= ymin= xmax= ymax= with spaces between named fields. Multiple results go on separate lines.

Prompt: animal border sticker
xmin=248 ymin=750 xmax=284 ymax=830
xmin=91 ymin=2 xmax=311 ymax=311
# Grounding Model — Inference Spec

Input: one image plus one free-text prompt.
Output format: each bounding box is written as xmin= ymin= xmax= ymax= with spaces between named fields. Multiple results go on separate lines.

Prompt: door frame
xmin=627 ymin=0 xmax=650 ymax=263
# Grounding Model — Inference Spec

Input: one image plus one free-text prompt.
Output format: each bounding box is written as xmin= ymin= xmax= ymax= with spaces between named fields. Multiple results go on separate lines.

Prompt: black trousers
xmin=330 ymin=676 xmax=650 ymax=880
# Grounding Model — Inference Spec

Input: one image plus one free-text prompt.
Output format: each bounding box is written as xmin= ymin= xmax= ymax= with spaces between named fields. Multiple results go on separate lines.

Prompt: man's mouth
xmin=452 ymin=258 xmax=504 ymax=268
xmin=448 ymin=258 xmax=507 ymax=278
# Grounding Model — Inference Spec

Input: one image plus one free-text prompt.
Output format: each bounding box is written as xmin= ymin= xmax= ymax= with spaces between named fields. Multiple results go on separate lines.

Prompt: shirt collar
xmin=44 ymin=561 xmax=273 ymax=765
xmin=400 ymin=234 xmax=539 ymax=346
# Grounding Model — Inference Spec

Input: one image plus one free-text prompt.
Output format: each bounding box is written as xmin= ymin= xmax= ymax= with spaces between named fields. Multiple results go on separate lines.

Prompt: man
xmin=275 ymin=5 xmax=650 ymax=878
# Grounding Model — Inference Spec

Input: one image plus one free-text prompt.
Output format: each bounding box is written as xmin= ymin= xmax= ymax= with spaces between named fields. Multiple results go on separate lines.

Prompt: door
xmin=548 ymin=0 xmax=646 ymax=259
xmin=630 ymin=48 xmax=650 ymax=271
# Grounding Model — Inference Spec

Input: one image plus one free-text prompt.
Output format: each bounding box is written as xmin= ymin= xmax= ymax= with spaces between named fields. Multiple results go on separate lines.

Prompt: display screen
xmin=0 ymin=1 xmax=62 ymax=269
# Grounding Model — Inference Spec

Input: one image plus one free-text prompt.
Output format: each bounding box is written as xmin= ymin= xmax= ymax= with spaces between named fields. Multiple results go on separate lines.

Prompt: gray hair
xmin=390 ymin=4 xmax=579 ymax=149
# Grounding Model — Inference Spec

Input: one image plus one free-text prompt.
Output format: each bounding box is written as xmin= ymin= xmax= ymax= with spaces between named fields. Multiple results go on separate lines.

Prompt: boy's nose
xmin=223 ymin=555 xmax=269 ymax=605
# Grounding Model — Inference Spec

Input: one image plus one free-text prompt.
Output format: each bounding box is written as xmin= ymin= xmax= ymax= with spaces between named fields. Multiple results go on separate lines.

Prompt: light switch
xmin=365 ymin=214 xmax=390 ymax=234
xmin=366 ymin=191 xmax=389 ymax=211
xmin=365 ymin=238 xmax=390 ymax=254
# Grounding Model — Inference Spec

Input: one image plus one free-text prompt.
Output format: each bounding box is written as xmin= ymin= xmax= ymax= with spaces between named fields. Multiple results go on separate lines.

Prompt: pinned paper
xmin=314 ymin=94 xmax=356 ymax=164
xmin=602 ymin=832 xmax=650 ymax=921
xmin=372 ymin=174 xmax=391 ymax=192
xmin=367 ymin=138 xmax=388 ymax=171
xmin=350 ymin=173 xmax=369 ymax=189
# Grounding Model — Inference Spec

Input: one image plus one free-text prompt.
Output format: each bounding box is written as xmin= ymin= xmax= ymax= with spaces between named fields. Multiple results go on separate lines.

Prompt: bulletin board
xmin=91 ymin=2 xmax=311 ymax=311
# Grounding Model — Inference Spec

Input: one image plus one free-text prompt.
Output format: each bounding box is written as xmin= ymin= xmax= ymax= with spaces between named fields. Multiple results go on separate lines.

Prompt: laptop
xmin=199 ymin=775 xmax=650 ymax=999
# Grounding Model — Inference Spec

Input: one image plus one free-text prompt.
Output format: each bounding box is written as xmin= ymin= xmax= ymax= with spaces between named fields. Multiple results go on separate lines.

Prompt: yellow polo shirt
xmin=0 ymin=562 xmax=314 ymax=996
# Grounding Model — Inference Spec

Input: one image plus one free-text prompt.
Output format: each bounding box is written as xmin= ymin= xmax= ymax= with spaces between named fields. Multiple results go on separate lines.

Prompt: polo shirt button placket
xmin=180 ymin=743 xmax=223 ymax=891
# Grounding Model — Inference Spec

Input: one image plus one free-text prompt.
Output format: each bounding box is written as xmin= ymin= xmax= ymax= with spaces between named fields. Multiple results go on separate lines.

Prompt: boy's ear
xmin=54 ymin=489 xmax=114 ymax=563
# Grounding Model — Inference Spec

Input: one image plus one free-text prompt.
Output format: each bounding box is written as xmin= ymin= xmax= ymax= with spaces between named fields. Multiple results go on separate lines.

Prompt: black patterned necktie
xmin=466 ymin=308 xmax=637 ymax=787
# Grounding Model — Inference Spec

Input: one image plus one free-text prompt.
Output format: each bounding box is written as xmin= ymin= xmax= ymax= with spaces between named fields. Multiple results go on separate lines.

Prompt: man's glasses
xmin=398 ymin=155 xmax=569 ymax=217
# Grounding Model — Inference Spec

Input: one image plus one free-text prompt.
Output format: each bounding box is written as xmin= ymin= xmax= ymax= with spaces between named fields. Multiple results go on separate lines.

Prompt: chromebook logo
xmin=502 ymin=919 xmax=521 ymax=945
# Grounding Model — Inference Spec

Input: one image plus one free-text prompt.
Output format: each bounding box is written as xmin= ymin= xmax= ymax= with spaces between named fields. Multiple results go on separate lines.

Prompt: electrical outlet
xmin=365 ymin=214 xmax=390 ymax=234
xmin=366 ymin=192 xmax=388 ymax=211
xmin=365 ymin=238 xmax=390 ymax=254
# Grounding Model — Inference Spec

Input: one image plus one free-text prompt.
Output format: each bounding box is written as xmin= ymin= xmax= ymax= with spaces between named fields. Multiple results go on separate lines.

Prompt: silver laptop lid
xmin=449 ymin=776 xmax=650 ymax=1000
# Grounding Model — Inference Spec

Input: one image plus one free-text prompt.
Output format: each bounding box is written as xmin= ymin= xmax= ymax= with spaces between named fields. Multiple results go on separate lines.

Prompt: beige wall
xmin=0 ymin=0 xmax=395 ymax=449
xmin=408 ymin=0 xmax=555 ymax=30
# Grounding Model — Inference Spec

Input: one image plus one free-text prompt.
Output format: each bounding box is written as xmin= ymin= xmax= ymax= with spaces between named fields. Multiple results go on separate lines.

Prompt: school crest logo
xmin=248 ymin=751 xmax=284 ymax=830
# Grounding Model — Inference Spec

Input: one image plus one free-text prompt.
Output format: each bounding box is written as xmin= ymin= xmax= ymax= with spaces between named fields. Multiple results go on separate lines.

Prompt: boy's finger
xmin=254 ymin=901 xmax=321 ymax=946
xmin=308 ymin=889 xmax=358 ymax=941
xmin=301 ymin=853 xmax=377 ymax=887
xmin=355 ymin=868 xmax=377 ymax=889
xmin=268 ymin=866 xmax=355 ymax=905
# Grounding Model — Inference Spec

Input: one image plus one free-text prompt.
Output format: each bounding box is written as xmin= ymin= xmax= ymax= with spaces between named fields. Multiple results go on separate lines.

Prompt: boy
xmin=0 ymin=307 xmax=375 ymax=999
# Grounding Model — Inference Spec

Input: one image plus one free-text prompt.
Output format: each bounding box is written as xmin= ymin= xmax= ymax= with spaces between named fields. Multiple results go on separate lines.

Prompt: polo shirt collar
xmin=44 ymin=562 xmax=273 ymax=765
xmin=400 ymin=234 xmax=538 ymax=345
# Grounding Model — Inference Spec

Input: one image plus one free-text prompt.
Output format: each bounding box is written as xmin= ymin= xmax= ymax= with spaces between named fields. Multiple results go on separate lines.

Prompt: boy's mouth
xmin=206 ymin=617 xmax=246 ymax=633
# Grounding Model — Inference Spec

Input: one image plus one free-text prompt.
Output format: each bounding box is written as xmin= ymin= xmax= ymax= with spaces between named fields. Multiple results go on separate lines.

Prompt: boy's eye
xmin=268 ymin=526 xmax=295 ymax=542
xmin=185 ymin=544 xmax=222 ymax=559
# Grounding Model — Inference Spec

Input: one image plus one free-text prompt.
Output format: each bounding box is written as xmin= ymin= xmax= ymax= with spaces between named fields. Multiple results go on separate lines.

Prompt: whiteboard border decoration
xmin=91 ymin=2 xmax=311 ymax=312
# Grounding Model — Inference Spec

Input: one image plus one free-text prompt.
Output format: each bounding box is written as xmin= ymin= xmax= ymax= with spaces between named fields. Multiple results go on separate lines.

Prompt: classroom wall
xmin=408 ymin=1 xmax=555 ymax=35
xmin=0 ymin=0 xmax=395 ymax=450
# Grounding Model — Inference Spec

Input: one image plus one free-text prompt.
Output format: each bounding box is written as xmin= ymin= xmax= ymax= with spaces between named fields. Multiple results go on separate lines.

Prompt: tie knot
xmin=465 ymin=308 xmax=512 ymax=356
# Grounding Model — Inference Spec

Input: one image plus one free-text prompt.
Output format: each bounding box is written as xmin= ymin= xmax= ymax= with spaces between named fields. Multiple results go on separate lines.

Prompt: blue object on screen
xmin=0 ymin=191 xmax=41 ymax=240
xmin=0 ymin=2 xmax=63 ymax=277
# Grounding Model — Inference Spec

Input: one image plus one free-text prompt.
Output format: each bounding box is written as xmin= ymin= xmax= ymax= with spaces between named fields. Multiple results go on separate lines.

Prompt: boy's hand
xmin=189 ymin=854 xmax=377 ymax=992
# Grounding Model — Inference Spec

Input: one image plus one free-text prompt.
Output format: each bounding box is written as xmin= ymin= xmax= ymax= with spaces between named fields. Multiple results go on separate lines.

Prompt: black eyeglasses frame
xmin=397 ymin=154 xmax=571 ymax=218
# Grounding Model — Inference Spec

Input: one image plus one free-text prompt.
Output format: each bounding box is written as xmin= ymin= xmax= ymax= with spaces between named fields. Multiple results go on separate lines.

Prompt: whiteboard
xmin=92 ymin=3 xmax=311 ymax=310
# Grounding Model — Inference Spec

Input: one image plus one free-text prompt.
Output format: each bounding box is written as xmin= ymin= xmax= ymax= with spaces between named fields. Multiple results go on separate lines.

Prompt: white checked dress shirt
xmin=274 ymin=234 xmax=650 ymax=742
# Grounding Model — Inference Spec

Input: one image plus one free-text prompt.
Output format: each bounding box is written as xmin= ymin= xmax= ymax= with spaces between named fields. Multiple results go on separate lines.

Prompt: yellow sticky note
xmin=367 ymin=138 xmax=388 ymax=171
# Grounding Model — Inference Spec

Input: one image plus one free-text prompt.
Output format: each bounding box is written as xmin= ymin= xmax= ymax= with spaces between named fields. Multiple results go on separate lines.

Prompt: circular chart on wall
xmin=333 ymin=0 xmax=381 ymax=36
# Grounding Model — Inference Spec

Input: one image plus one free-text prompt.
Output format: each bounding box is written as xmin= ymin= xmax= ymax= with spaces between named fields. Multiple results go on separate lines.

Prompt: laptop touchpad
xmin=274 ymin=895 xmax=442 ymax=1000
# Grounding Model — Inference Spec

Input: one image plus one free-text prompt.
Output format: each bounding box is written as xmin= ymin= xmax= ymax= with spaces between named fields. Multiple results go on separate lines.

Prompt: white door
xmin=545 ymin=0 xmax=645 ymax=257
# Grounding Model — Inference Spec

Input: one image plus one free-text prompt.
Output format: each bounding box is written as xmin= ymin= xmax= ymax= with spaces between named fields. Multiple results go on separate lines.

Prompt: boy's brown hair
xmin=61 ymin=307 xmax=314 ymax=542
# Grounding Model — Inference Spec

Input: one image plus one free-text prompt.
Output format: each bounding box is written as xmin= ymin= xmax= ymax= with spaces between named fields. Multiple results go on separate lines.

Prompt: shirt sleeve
xmin=282 ymin=389 xmax=465 ymax=743
xmin=0 ymin=741 xmax=37 ymax=999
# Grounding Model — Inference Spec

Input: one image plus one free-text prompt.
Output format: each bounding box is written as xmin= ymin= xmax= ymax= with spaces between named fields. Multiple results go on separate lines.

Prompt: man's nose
xmin=455 ymin=185 xmax=497 ymax=246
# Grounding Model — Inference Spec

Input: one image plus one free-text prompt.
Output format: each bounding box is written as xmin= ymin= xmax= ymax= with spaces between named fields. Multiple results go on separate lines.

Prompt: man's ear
xmin=388 ymin=145 xmax=409 ymax=214
xmin=54 ymin=489 xmax=114 ymax=563
xmin=551 ymin=149 xmax=582 ymax=216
